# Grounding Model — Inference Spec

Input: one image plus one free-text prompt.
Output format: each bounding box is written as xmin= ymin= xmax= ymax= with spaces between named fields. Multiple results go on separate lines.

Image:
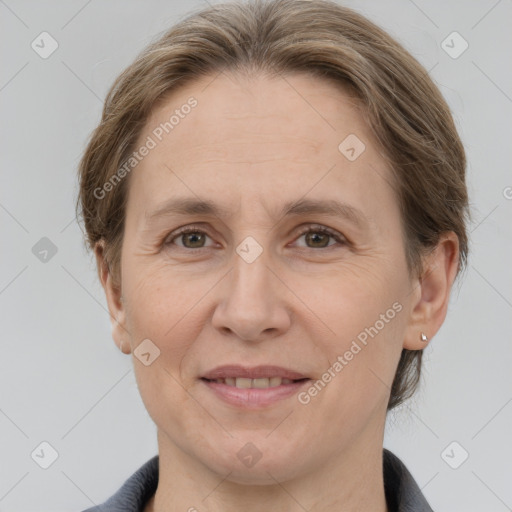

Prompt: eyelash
xmin=163 ymin=224 xmax=346 ymax=252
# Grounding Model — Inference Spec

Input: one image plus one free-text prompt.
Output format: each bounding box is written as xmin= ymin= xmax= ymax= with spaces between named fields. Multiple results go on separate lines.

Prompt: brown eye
xmin=293 ymin=225 xmax=345 ymax=250
xmin=304 ymin=231 xmax=331 ymax=248
xmin=180 ymin=231 xmax=206 ymax=248
xmin=165 ymin=227 xmax=214 ymax=250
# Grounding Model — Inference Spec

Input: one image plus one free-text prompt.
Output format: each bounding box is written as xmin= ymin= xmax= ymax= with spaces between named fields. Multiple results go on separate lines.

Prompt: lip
xmin=201 ymin=365 xmax=308 ymax=380
xmin=200 ymin=378 xmax=311 ymax=408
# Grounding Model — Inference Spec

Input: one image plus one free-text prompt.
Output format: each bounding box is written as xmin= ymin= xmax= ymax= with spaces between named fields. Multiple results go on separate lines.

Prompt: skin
xmin=95 ymin=71 xmax=459 ymax=512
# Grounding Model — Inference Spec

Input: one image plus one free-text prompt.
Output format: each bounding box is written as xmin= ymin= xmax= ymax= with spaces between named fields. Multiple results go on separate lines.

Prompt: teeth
xmin=270 ymin=376 xmax=282 ymax=387
xmin=212 ymin=377 xmax=298 ymax=388
xmin=235 ymin=378 xmax=252 ymax=389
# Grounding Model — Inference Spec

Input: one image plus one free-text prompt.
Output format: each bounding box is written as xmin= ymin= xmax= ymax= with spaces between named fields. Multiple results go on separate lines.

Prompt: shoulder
xmin=79 ymin=455 xmax=159 ymax=512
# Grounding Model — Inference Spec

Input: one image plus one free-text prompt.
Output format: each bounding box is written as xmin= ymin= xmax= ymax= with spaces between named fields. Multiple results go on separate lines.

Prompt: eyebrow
xmin=145 ymin=197 xmax=368 ymax=228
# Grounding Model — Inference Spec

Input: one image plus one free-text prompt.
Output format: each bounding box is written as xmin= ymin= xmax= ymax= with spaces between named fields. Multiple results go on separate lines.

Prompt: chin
xmin=214 ymin=458 xmax=305 ymax=486
xmin=199 ymin=436 xmax=310 ymax=485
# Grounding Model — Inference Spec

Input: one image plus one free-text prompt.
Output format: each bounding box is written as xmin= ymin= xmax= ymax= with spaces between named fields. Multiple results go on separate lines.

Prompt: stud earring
xmin=420 ymin=332 xmax=428 ymax=342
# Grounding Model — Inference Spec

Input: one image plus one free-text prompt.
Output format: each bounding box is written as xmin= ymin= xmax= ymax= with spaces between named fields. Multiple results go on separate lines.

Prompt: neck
xmin=147 ymin=429 xmax=388 ymax=512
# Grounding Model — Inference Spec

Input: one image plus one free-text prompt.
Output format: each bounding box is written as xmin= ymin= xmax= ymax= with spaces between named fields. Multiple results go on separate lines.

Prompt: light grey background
xmin=1 ymin=0 xmax=511 ymax=510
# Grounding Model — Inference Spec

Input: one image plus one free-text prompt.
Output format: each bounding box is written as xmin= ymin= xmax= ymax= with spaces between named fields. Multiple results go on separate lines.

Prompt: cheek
xmin=308 ymin=264 xmax=408 ymax=401
xmin=125 ymin=263 xmax=212 ymax=340
xmin=312 ymin=258 xmax=405 ymax=336
xmin=123 ymin=268 xmax=213 ymax=411
xmin=123 ymin=272 xmax=207 ymax=435
xmin=299 ymin=305 xmax=405 ymax=446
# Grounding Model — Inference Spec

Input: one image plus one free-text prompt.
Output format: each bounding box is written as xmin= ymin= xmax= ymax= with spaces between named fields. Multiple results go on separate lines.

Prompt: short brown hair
xmin=77 ymin=0 xmax=469 ymax=410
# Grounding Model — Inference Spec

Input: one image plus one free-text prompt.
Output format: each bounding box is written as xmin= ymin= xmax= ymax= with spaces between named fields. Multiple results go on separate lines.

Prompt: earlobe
xmin=94 ymin=241 xmax=131 ymax=355
xmin=403 ymin=232 xmax=460 ymax=350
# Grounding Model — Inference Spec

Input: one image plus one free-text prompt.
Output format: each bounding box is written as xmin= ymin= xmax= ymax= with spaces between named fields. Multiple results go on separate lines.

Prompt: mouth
xmin=201 ymin=376 xmax=310 ymax=388
xmin=199 ymin=365 xmax=311 ymax=408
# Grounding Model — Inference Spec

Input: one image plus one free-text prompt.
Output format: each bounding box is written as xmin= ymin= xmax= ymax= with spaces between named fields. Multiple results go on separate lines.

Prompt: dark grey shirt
xmin=81 ymin=449 xmax=433 ymax=511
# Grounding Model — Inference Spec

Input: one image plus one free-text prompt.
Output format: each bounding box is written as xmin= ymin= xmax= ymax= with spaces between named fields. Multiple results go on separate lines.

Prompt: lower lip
xmin=200 ymin=378 xmax=311 ymax=408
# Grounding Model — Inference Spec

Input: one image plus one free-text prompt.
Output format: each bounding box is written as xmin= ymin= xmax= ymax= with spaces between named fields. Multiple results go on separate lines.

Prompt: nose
xmin=211 ymin=245 xmax=291 ymax=342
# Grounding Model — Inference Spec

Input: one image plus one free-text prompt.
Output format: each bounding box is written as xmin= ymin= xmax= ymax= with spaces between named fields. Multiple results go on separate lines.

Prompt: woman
xmin=77 ymin=0 xmax=469 ymax=510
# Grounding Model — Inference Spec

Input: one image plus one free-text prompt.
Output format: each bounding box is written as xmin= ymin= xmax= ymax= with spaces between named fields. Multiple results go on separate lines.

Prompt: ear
xmin=94 ymin=240 xmax=131 ymax=354
xmin=403 ymin=232 xmax=460 ymax=350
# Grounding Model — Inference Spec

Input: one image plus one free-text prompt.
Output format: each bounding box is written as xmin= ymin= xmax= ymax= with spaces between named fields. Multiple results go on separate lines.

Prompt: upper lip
xmin=201 ymin=365 xmax=309 ymax=380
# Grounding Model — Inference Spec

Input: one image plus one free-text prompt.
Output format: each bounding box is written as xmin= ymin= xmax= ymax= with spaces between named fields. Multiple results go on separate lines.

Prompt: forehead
xmin=152 ymin=72 xmax=366 ymax=151
xmin=127 ymin=71 xmax=396 ymax=224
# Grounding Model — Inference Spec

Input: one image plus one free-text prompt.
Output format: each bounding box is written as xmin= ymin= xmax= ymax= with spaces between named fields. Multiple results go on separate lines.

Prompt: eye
xmin=164 ymin=226 xmax=215 ymax=250
xmin=163 ymin=223 xmax=346 ymax=252
xmin=292 ymin=224 xmax=346 ymax=249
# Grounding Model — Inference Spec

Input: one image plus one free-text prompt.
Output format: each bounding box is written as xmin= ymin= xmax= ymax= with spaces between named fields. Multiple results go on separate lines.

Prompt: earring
xmin=420 ymin=332 xmax=428 ymax=342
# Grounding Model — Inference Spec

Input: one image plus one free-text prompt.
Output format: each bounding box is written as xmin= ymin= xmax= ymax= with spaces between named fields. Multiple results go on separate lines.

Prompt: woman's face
xmin=109 ymin=72 xmax=423 ymax=482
